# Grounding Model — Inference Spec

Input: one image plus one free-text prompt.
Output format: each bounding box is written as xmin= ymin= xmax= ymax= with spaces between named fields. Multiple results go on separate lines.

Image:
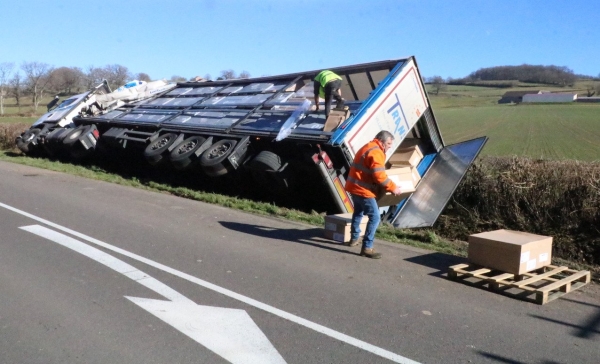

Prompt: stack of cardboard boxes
xmin=323 ymin=213 xmax=368 ymax=243
xmin=323 ymin=109 xmax=350 ymax=132
xmin=376 ymin=144 xmax=423 ymax=207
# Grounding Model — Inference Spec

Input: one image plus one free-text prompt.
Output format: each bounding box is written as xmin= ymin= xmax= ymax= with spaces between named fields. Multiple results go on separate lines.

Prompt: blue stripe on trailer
xmin=329 ymin=61 xmax=407 ymax=146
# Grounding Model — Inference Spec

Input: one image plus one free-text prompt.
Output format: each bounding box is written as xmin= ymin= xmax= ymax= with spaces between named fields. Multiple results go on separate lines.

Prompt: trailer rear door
xmin=391 ymin=136 xmax=487 ymax=228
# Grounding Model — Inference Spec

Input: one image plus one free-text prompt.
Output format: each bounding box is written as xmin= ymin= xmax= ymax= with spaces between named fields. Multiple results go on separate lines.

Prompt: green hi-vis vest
xmin=314 ymin=70 xmax=342 ymax=98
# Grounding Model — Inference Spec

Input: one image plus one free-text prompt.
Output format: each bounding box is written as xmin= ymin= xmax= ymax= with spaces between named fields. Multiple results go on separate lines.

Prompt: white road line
xmin=1 ymin=201 xmax=420 ymax=364
xmin=21 ymin=224 xmax=286 ymax=364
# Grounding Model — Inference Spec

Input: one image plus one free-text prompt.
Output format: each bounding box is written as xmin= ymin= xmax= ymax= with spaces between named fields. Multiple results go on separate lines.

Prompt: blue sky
xmin=1 ymin=0 xmax=598 ymax=81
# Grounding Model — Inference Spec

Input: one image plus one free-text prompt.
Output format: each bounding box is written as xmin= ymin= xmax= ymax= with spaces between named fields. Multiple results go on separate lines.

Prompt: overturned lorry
xmin=15 ymin=56 xmax=487 ymax=228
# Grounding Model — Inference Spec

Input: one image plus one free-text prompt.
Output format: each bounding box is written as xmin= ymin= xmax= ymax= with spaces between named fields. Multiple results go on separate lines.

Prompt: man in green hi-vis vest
xmin=313 ymin=70 xmax=345 ymax=117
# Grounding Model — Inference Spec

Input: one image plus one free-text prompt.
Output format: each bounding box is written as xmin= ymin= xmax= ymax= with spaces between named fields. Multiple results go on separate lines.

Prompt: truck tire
xmin=169 ymin=135 xmax=206 ymax=170
xmin=43 ymin=128 xmax=71 ymax=156
xmin=144 ymin=133 xmax=178 ymax=165
xmin=69 ymin=125 xmax=99 ymax=161
xmin=16 ymin=128 xmax=42 ymax=154
xmin=62 ymin=125 xmax=90 ymax=147
xmin=199 ymin=139 xmax=237 ymax=167
xmin=249 ymin=151 xmax=290 ymax=190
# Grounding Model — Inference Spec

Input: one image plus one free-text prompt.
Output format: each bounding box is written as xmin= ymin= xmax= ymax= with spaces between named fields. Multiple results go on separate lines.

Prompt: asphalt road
xmin=0 ymin=160 xmax=598 ymax=364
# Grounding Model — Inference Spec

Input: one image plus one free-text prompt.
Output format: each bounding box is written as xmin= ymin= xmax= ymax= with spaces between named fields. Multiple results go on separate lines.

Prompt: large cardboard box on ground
xmin=324 ymin=213 xmax=368 ymax=243
xmin=376 ymin=166 xmax=417 ymax=207
xmin=388 ymin=145 xmax=423 ymax=167
xmin=468 ymin=229 xmax=553 ymax=275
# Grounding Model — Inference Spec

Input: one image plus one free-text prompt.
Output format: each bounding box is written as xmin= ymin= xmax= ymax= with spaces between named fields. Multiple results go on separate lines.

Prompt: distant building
xmin=576 ymin=96 xmax=600 ymax=103
xmin=498 ymin=90 xmax=542 ymax=104
xmin=522 ymin=93 xmax=577 ymax=103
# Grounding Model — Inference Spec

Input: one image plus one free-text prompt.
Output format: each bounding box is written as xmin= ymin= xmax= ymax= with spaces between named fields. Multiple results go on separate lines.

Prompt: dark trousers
xmin=324 ymin=79 xmax=344 ymax=117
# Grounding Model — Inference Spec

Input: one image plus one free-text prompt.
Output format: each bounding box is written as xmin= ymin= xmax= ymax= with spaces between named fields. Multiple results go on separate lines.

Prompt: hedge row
xmin=435 ymin=156 xmax=600 ymax=265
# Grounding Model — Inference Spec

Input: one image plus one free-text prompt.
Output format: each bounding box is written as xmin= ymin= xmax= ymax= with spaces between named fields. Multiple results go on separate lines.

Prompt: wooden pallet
xmin=448 ymin=264 xmax=591 ymax=304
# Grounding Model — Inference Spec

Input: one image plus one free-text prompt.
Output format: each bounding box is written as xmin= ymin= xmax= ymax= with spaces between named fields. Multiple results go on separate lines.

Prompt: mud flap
xmin=390 ymin=136 xmax=488 ymax=228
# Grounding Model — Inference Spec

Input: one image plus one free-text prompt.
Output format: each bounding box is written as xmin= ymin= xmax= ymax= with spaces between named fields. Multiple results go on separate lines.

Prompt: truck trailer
xmin=15 ymin=56 xmax=487 ymax=228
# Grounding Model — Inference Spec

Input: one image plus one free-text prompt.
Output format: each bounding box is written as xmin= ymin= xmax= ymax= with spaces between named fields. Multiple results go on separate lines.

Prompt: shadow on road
xmin=529 ymin=306 xmax=600 ymax=339
xmin=404 ymin=252 xmax=467 ymax=277
xmin=218 ymin=221 xmax=358 ymax=256
xmin=477 ymin=350 xmax=562 ymax=364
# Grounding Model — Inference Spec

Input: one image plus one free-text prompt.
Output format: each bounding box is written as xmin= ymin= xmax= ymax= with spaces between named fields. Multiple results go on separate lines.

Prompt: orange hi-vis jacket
xmin=345 ymin=139 xmax=398 ymax=199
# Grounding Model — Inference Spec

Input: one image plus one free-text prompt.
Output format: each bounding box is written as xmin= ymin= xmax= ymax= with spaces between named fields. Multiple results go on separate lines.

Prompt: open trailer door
xmin=391 ymin=136 xmax=488 ymax=228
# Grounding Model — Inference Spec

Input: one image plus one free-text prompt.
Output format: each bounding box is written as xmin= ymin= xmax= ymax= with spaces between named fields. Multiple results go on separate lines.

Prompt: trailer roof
xmin=76 ymin=58 xmax=414 ymax=141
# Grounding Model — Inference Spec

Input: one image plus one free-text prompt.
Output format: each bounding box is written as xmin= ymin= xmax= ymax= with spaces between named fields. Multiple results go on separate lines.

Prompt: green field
xmin=426 ymin=84 xmax=600 ymax=162
xmin=434 ymin=103 xmax=600 ymax=161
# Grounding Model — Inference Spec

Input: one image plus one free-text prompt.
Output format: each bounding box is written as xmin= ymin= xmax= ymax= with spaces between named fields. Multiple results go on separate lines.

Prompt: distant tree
xmin=104 ymin=64 xmax=131 ymax=89
xmin=84 ymin=66 xmax=107 ymax=89
xmin=170 ymin=75 xmax=188 ymax=83
xmin=21 ymin=61 xmax=54 ymax=111
xmin=430 ymin=75 xmax=446 ymax=95
xmin=0 ymin=62 xmax=15 ymax=115
xmin=204 ymin=73 xmax=212 ymax=81
xmin=239 ymin=70 xmax=251 ymax=79
xmin=9 ymin=73 xmax=22 ymax=108
xmin=136 ymin=72 xmax=152 ymax=82
xmin=585 ymin=83 xmax=596 ymax=97
xmin=83 ymin=64 xmax=132 ymax=90
xmin=49 ymin=67 xmax=85 ymax=95
xmin=595 ymin=82 xmax=600 ymax=96
xmin=220 ymin=69 xmax=236 ymax=80
xmin=468 ymin=64 xmax=576 ymax=86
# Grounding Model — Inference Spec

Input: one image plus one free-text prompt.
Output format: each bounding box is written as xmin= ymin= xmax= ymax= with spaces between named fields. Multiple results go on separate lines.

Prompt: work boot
xmin=344 ymin=238 xmax=360 ymax=247
xmin=360 ymin=248 xmax=382 ymax=259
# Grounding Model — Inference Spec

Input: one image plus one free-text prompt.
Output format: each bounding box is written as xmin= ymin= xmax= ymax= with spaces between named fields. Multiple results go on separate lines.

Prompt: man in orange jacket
xmin=344 ymin=130 xmax=402 ymax=259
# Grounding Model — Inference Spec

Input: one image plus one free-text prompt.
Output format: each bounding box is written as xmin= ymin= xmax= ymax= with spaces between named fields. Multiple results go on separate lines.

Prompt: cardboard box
xmin=468 ymin=229 xmax=553 ymax=275
xmin=376 ymin=166 xmax=417 ymax=207
xmin=323 ymin=109 xmax=350 ymax=132
xmin=388 ymin=145 xmax=423 ymax=167
xmin=324 ymin=213 xmax=368 ymax=243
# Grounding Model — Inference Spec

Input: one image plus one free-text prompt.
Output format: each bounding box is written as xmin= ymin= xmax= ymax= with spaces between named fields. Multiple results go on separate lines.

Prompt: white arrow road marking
xmin=20 ymin=224 xmax=286 ymax=364
xmin=2 ymin=202 xmax=420 ymax=364
xmin=126 ymin=298 xmax=283 ymax=364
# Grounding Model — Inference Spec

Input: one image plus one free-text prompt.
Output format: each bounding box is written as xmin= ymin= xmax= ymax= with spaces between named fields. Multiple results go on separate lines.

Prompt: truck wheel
xmin=169 ymin=135 xmax=206 ymax=170
xmin=144 ymin=133 xmax=178 ymax=165
xmin=43 ymin=128 xmax=70 ymax=156
xmin=62 ymin=125 xmax=90 ymax=146
xmin=249 ymin=151 xmax=290 ymax=190
xmin=16 ymin=128 xmax=42 ymax=154
xmin=199 ymin=139 xmax=237 ymax=167
xmin=69 ymin=125 xmax=99 ymax=161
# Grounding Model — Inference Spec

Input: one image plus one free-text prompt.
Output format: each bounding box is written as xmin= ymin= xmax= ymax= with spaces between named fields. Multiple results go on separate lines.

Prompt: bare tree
xmin=21 ymin=61 xmax=54 ymax=111
xmin=84 ymin=64 xmax=132 ymax=90
xmin=220 ymin=69 xmax=236 ymax=80
xmin=585 ymin=83 xmax=596 ymax=97
xmin=204 ymin=73 xmax=212 ymax=81
xmin=49 ymin=67 xmax=85 ymax=95
xmin=0 ymin=62 xmax=15 ymax=115
xmin=135 ymin=72 xmax=151 ymax=82
xmin=104 ymin=64 xmax=131 ymax=89
xmin=84 ymin=65 xmax=107 ymax=89
xmin=170 ymin=75 xmax=188 ymax=83
xmin=9 ymin=73 xmax=23 ymax=110
xmin=430 ymin=75 xmax=447 ymax=95
xmin=239 ymin=70 xmax=251 ymax=79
